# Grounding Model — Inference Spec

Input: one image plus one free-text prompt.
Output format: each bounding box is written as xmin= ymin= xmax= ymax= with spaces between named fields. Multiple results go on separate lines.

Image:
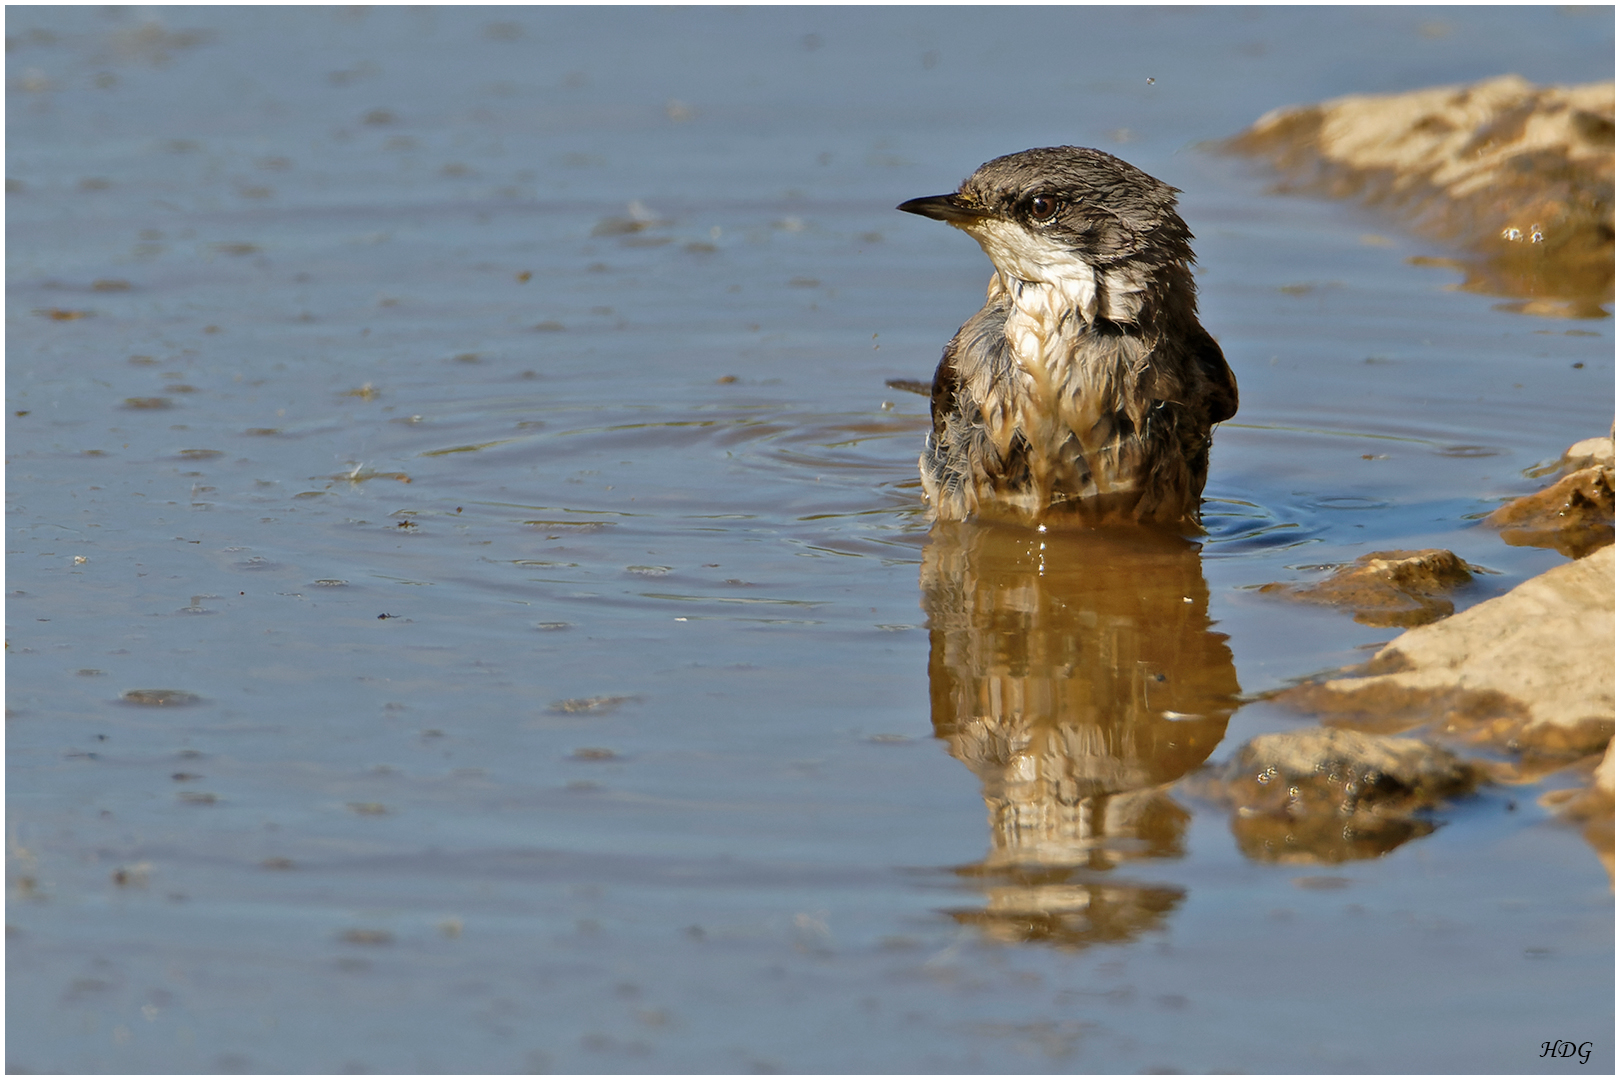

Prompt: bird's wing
xmin=929 ymin=344 xmax=962 ymax=437
xmin=1190 ymin=326 xmax=1238 ymax=424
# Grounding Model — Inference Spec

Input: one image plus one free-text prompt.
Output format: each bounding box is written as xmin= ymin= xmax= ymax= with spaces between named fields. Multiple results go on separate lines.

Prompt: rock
xmin=1488 ymin=427 xmax=1616 ymax=559
xmin=1228 ymin=728 xmax=1480 ymax=813
xmin=1561 ymin=431 xmax=1617 ymax=472
xmin=1486 ymin=464 xmax=1614 ymax=558
xmin=1217 ymin=727 xmax=1480 ymax=864
xmin=1259 ymin=548 xmax=1475 ymax=627
xmin=1278 ymin=545 xmax=1616 ymax=757
xmin=1226 ymin=75 xmax=1615 ymax=317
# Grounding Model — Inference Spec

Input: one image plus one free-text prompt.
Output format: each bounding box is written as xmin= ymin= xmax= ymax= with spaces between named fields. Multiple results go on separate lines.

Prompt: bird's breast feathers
xmin=961 ymin=272 xmax=1155 ymax=502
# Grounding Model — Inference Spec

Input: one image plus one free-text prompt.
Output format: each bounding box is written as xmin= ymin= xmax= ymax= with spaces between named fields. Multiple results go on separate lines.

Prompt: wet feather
xmin=902 ymin=146 xmax=1238 ymax=527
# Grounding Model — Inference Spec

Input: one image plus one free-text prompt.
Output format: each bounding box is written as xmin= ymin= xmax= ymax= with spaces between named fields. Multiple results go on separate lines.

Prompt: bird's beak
xmin=896 ymin=193 xmax=988 ymax=225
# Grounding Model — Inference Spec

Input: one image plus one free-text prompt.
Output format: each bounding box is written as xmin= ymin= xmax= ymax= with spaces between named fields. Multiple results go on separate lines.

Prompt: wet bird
xmin=897 ymin=146 xmax=1238 ymax=528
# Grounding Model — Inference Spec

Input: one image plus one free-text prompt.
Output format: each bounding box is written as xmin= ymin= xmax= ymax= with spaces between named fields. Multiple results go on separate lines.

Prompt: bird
xmin=897 ymin=146 xmax=1238 ymax=528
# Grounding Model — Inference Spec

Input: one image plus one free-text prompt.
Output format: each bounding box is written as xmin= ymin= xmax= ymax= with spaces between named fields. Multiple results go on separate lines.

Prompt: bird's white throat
xmin=958 ymin=217 xmax=1149 ymax=330
xmin=960 ymin=222 xmax=1140 ymax=406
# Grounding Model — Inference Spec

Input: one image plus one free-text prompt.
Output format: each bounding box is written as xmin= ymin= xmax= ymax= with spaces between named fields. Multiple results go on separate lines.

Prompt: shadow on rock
xmin=920 ymin=521 xmax=1241 ymax=947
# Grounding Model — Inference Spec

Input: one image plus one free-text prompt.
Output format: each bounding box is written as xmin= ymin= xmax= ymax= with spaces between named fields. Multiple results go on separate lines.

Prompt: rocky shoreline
xmin=1224 ymin=73 xmax=1614 ymax=318
xmin=1216 ymin=437 xmax=1615 ymax=876
xmin=1218 ymin=77 xmax=1615 ymax=876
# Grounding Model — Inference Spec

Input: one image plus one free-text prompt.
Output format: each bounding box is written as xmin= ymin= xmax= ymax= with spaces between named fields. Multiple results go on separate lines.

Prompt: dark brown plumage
xmin=898 ymin=146 xmax=1237 ymax=528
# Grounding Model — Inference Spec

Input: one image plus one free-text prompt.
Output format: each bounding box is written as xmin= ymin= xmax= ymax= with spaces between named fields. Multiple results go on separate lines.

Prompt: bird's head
xmin=898 ymin=146 xmax=1193 ymax=301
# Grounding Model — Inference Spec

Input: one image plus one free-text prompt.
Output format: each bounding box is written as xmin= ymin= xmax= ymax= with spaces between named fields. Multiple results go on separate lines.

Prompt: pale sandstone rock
xmin=1268 ymin=75 xmax=1613 ymax=197
xmin=1562 ymin=432 xmax=1616 ymax=471
xmin=1281 ymin=545 xmax=1615 ymax=755
xmin=1228 ymin=75 xmax=1615 ymax=316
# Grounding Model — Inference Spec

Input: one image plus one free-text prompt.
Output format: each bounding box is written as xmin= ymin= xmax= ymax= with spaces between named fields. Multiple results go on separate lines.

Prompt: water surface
xmin=6 ymin=6 xmax=1614 ymax=1073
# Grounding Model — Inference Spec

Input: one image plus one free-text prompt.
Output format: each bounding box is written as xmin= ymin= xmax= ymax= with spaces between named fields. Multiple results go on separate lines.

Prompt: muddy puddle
xmin=6 ymin=7 xmax=1614 ymax=1073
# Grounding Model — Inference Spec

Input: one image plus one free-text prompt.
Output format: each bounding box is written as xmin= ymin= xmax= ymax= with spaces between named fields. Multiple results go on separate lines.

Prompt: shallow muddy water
xmin=6 ymin=6 xmax=1615 ymax=1073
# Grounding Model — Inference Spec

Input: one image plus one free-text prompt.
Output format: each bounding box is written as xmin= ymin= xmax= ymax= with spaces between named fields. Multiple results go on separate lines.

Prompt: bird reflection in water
xmin=921 ymin=521 xmax=1241 ymax=947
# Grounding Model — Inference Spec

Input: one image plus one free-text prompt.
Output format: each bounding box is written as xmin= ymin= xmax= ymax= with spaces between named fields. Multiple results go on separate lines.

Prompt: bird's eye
xmin=1029 ymin=195 xmax=1060 ymax=222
